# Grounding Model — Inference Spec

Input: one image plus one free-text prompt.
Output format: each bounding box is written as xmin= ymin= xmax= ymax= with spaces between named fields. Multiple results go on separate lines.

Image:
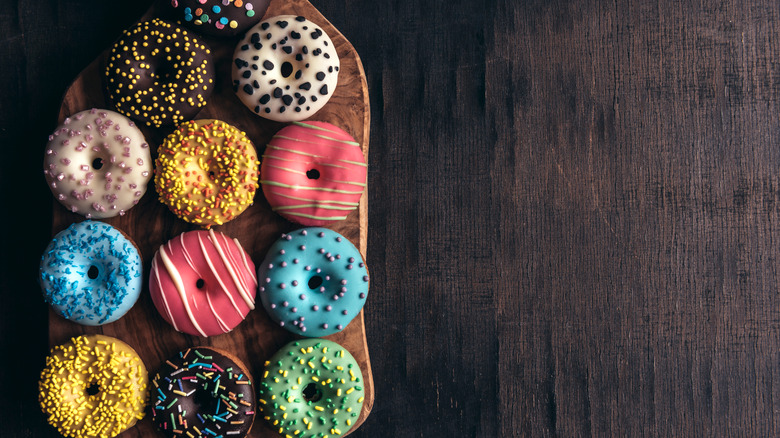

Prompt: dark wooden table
xmin=3 ymin=0 xmax=780 ymax=436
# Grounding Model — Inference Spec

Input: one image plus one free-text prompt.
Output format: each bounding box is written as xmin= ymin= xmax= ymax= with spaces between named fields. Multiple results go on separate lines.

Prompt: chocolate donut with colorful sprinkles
xmin=151 ymin=347 xmax=256 ymax=438
xmin=164 ymin=0 xmax=270 ymax=37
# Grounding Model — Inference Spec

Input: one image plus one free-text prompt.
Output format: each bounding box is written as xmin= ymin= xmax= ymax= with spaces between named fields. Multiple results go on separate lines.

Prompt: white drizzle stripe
xmin=273 ymin=134 xmax=359 ymax=149
xmin=206 ymin=287 xmax=231 ymax=332
xmin=269 ymin=191 xmax=360 ymax=206
xmin=159 ymin=242 xmax=207 ymax=337
xmin=198 ymin=232 xmax=243 ymax=317
xmin=263 ymin=154 xmax=350 ymax=170
xmin=233 ymin=238 xmax=255 ymax=285
xmin=221 ymin=234 xmax=254 ymax=303
xmin=273 ymin=204 xmax=353 ymax=212
xmin=152 ymin=256 xmax=178 ymax=331
xmin=259 ymin=180 xmax=364 ymax=194
xmin=266 ymin=145 xmax=368 ymax=167
xmin=208 ymin=229 xmax=255 ymax=309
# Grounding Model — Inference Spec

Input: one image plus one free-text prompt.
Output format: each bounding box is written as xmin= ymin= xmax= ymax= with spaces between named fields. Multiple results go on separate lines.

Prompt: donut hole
xmin=154 ymin=62 xmax=177 ymax=83
xmin=208 ymin=170 xmax=216 ymax=179
xmin=91 ymin=158 xmax=104 ymax=170
xmin=192 ymin=389 xmax=219 ymax=412
xmin=302 ymin=382 xmax=323 ymax=402
xmin=86 ymin=382 xmax=100 ymax=396
xmin=87 ymin=265 xmax=100 ymax=280
xmin=196 ymin=278 xmax=206 ymax=289
xmin=306 ymin=169 xmax=320 ymax=180
xmin=281 ymin=61 xmax=294 ymax=78
xmin=308 ymin=275 xmax=323 ymax=290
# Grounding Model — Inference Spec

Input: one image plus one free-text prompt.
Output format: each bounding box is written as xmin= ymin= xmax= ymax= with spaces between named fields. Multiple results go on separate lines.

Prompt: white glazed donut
xmin=232 ymin=15 xmax=340 ymax=122
xmin=43 ymin=109 xmax=152 ymax=218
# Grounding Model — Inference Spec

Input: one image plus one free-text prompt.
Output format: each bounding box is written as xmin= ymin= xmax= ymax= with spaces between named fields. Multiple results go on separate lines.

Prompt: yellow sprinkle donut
xmin=38 ymin=335 xmax=148 ymax=438
xmin=155 ymin=119 xmax=260 ymax=228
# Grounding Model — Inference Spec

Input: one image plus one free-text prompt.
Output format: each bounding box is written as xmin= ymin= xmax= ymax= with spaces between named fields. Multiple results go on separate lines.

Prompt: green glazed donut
xmin=259 ymin=338 xmax=365 ymax=437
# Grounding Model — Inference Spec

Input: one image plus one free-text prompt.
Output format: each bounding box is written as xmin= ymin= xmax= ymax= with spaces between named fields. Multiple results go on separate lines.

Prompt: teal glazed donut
xmin=39 ymin=221 xmax=142 ymax=325
xmin=258 ymin=228 xmax=369 ymax=337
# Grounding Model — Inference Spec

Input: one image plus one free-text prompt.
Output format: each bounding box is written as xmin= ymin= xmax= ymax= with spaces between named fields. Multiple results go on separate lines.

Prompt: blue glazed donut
xmin=39 ymin=221 xmax=142 ymax=325
xmin=258 ymin=228 xmax=369 ymax=337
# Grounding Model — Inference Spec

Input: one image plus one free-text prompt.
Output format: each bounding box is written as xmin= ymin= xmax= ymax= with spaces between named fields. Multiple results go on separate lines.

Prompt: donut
xmin=258 ymin=338 xmax=365 ymax=437
xmin=43 ymin=108 xmax=152 ymax=218
xmin=149 ymin=229 xmax=257 ymax=337
xmin=257 ymin=228 xmax=369 ymax=337
xmin=260 ymin=121 xmax=366 ymax=226
xmin=166 ymin=0 xmax=270 ymax=37
xmin=151 ymin=347 xmax=256 ymax=437
xmin=105 ymin=19 xmax=215 ymax=128
xmin=155 ymin=119 xmax=259 ymax=227
xmin=39 ymin=221 xmax=143 ymax=326
xmin=232 ymin=15 xmax=340 ymax=122
xmin=39 ymin=334 xmax=148 ymax=438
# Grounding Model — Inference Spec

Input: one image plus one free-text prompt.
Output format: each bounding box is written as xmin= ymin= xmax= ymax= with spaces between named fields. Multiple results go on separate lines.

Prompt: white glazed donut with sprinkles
xmin=232 ymin=15 xmax=340 ymax=122
xmin=43 ymin=108 xmax=152 ymax=218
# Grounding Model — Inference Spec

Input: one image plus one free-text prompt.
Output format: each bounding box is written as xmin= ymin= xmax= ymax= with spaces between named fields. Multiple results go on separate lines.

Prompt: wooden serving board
xmin=47 ymin=0 xmax=373 ymax=436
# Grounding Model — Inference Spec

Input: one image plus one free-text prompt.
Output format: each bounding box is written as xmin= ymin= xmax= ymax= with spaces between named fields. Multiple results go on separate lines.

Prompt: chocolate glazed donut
xmin=151 ymin=347 xmax=256 ymax=437
xmin=105 ymin=18 xmax=215 ymax=128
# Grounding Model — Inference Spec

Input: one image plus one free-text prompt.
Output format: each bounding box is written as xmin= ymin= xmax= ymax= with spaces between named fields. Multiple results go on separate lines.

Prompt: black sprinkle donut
xmin=166 ymin=0 xmax=270 ymax=37
xmin=232 ymin=15 xmax=340 ymax=122
xmin=105 ymin=18 xmax=215 ymax=128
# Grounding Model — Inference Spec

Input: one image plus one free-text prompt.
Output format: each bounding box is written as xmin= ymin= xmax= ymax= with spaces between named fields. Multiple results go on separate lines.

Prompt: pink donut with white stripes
xmin=260 ymin=121 xmax=367 ymax=226
xmin=149 ymin=229 xmax=257 ymax=337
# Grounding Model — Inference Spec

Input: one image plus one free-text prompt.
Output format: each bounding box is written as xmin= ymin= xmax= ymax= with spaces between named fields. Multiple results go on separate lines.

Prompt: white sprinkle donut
xmin=232 ymin=15 xmax=340 ymax=122
xmin=43 ymin=109 xmax=152 ymax=218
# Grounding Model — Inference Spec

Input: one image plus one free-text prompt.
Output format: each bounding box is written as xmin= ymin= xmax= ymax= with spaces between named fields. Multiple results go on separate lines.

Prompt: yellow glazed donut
xmin=154 ymin=119 xmax=260 ymax=228
xmin=38 ymin=335 xmax=148 ymax=438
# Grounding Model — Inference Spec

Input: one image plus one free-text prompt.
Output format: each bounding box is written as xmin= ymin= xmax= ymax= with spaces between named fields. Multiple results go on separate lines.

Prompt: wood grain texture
xmin=7 ymin=0 xmax=780 ymax=437
xmin=47 ymin=0 xmax=373 ymax=436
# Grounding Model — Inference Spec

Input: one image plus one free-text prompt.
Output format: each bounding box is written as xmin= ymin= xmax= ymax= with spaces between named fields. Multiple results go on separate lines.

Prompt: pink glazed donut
xmin=260 ymin=121 xmax=367 ymax=226
xmin=149 ymin=229 xmax=257 ymax=337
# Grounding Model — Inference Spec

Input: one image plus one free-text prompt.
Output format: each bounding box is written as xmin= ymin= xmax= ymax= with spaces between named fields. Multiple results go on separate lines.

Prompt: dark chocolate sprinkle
xmin=242 ymin=70 xmax=252 ymax=78
xmin=265 ymin=108 xmax=271 ymax=113
xmin=243 ymin=84 xmax=254 ymax=95
xmin=263 ymin=60 xmax=274 ymax=70
xmin=253 ymin=56 xmax=259 ymax=60
xmin=276 ymin=20 xmax=288 ymax=28
xmin=270 ymin=79 xmax=277 ymax=84
xmin=253 ymin=80 xmax=260 ymax=88
xmin=311 ymin=96 xmax=318 ymax=102
xmin=261 ymin=71 xmax=267 ymax=75
xmin=324 ymin=53 xmax=330 ymax=59
xmin=279 ymin=106 xmax=286 ymax=113
xmin=291 ymin=31 xmax=301 ymax=39
xmin=312 ymin=49 xmax=322 ymax=56
xmin=273 ymin=87 xmax=283 ymax=98
xmin=266 ymin=33 xmax=272 ymax=39
xmin=254 ymin=106 xmax=260 ymax=113
xmin=251 ymin=64 xmax=258 ymax=70
xmin=285 ymin=85 xmax=290 ymax=90
xmin=335 ymin=67 xmax=339 ymax=71
xmin=296 ymin=54 xmax=304 ymax=61
xmin=271 ymin=44 xmax=277 ymax=50
xmin=302 ymin=46 xmax=309 ymax=54
xmin=294 ymin=92 xmax=301 ymax=98
xmin=261 ymin=22 xmax=270 ymax=30
xmin=241 ymin=44 xmax=250 ymax=51
xmin=282 ymin=95 xmax=293 ymax=105
xmin=280 ymin=37 xmax=288 ymax=44
xmin=319 ymin=85 xmax=328 ymax=95
xmin=296 ymin=16 xmax=306 ymax=22
xmin=328 ymin=66 xmax=333 ymax=73
xmin=294 ymin=70 xmax=302 ymax=79
xmin=316 ymin=72 xmax=326 ymax=81
xmin=259 ymin=94 xmax=271 ymax=104
xmin=251 ymin=33 xmax=261 ymax=43
xmin=305 ymin=63 xmax=310 ymax=68
xmin=324 ymin=41 xmax=329 ymax=46
xmin=295 ymin=107 xmax=302 ymax=112
xmin=298 ymin=96 xmax=306 ymax=104
xmin=306 ymin=106 xmax=310 ymax=110
xmin=299 ymin=82 xmax=311 ymax=90
xmin=282 ymin=46 xmax=293 ymax=54
xmin=311 ymin=30 xmax=322 ymax=39
xmin=234 ymin=59 xmax=248 ymax=68
xmin=254 ymin=42 xmax=262 ymax=50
